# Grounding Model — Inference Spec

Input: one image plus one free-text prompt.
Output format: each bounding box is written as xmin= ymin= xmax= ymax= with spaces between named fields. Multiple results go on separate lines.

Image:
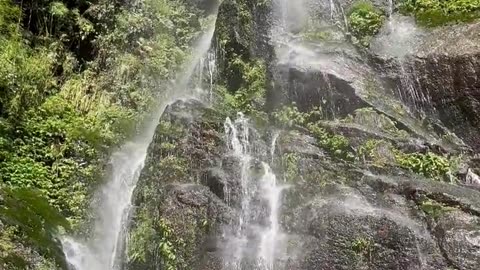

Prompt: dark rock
xmin=434 ymin=210 xmax=480 ymax=270
xmin=277 ymin=130 xmax=324 ymax=158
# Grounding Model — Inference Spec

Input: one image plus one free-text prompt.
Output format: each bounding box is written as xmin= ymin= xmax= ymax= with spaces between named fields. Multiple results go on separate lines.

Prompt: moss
xmin=419 ymin=199 xmax=456 ymax=219
xmin=343 ymin=107 xmax=409 ymax=138
xmin=351 ymin=237 xmax=374 ymax=260
xmin=216 ymin=57 xmax=267 ymax=115
xmin=400 ymin=0 xmax=480 ymax=27
xmin=347 ymin=1 xmax=385 ymax=46
xmin=301 ymin=20 xmax=334 ymax=42
xmin=307 ymin=123 xmax=354 ymax=160
xmin=282 ymin=153 xmax=300 ymax=182
xmin=358 ymin=139 xmax=396 ymax=166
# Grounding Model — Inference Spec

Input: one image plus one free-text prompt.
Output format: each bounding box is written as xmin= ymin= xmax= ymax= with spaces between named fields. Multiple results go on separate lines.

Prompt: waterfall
xmin=258 ymin=163 xmax=282 ymax=270
xmin=388 ymin=0 xmax=394 ymax=18
xmin=61 ymin=18 xmax=218 ymax=270
xmin=222 ymin=114 xmax=284 ymax=270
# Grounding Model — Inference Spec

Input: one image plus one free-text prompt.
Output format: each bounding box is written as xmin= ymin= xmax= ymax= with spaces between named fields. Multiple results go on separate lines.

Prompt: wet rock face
xmin=281 ymin=155 xmax=480 ymax=270
xmin=407 ymin=23 xmax=480 ymax=150
xmin=129 ymin=97 xmax=480 ymax=270
xmin=291 ymin=204 xmax=447 ymax=270
xmin=128 ymin=0 xmax=480 ymax=269
xmin=435 ymin=211 xmax=480 ymax=269
xmin=277 ymin=64 xmax=369 ymax=118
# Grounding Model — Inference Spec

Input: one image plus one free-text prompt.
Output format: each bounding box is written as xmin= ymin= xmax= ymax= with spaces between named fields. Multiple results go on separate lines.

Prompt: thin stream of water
xmin=222 ymin=114 xmax=284 ymax=270
xmin=62 ymin=20 xmax=218 ymax=270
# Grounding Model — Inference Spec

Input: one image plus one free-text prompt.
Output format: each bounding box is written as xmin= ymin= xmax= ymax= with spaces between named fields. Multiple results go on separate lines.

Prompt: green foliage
xmin=0 ymin=187 xmax=70 ymax=269
xmin=0 ymin=0 xmax=20 ymax=36
xmin=347 ymin=1 xmax=385 ymax=46
xmin=0 ymin=38 xmax=55 ymax=118
xmin=357 ymin=139 xmax=396 ymax=165
xmin=351 ymin=237 xmax=373 ymax=260
xmin=272 ymin=103 xmax=323 ymax=127
xmin=0 ymin=0 xmax=205 ymax=266
xmin=395 ymin=151 xmax=452 ymax=180
xmin=419 ymin=199 xmax=456 ymax=219
xmin=271 ymin=104 xmax=351 ymax=160
xmin=128 ymin=211 xmax=180 ymax=270
xmin=223 ymin=58 xmax=267 ymax=113
xmin=307 ymin=123 xmax=354 ymax=160
xmin=282 ymin=153 xmax=300 ymax=182
xmin=400 ymin=0 xmax=480 ymax=26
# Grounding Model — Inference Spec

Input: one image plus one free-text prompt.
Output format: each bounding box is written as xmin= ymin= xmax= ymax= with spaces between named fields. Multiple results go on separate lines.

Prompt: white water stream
xmin=62 ymin=20 xmax=218 ymax=270
xmin=223 ymin=114 xmax=284 ymax=270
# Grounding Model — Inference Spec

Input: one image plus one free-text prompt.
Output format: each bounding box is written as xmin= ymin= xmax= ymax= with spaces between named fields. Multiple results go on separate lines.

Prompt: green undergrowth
xmin=213 ymin=56 xmax=268 ymax=126
xmin=400 ymin=0 xmax=480 ymax=27
xmin=343 ymin=107 xmax=409 ymax=139
xmin=273 ymin=104 xmax=457 ymax=181
xmin=395 ymin=151 xmax=454 ymax=181
xmin=0 ymin=0 xmax=205 ymax=268
xmin=358 ymin=139 xmax=456 ymax=181
xmin=128 ymin=210 xmax=182 ymax=270
xmin=419 ymin=198 xmax=456 ymax=219
xmin=273 ymin=104 xmax=353 ymax=160
xmin=347 ymin=1 xmax=385 ymax=46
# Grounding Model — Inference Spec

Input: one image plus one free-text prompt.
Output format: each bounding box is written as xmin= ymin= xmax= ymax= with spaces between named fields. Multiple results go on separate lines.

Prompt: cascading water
xmin=258 ymin=164 xmax=283 ymax=270
xmin=370 ymin=12 xmax=429 ymax=110
xmin=61 ymin=18 xmax=218 ymax=270
xmin=222 ymin=114 xmax=284 ymax=270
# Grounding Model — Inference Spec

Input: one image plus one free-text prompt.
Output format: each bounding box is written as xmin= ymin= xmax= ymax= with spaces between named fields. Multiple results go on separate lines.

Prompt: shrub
xmin=347 ymin=1 xmax=385 ymax=46
xmin=395 ymin=151 xmax=452 ymax=180
xmin=400 ymin=0 xmax=480 ymax=26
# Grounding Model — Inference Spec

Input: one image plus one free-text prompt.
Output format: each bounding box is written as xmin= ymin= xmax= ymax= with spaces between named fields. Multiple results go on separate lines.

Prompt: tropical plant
xmin=347 ymin=1 xmax=385 ymax=46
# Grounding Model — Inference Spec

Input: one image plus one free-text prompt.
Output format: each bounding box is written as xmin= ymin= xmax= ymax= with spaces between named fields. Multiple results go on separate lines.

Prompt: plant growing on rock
xmin=395 ymin=151 xmax=452 ymax=181
xmin=419 ymin=199 xmax=456 ymax=219
xmin=358 ymin=139 xmax=396 ymax=165
xmin=282 ymin=153 xmax=300 ymax=182
xmin=400 ymin=0 xmax=480 ymax=26
xmin=307 ymin=123 xmax=354 ymax=160
xmin=351 ymin=237 xmax=374 ymax=260
xmin=347 ymin=1 xmax=385 ymax=46
xmin=272 ymin=103 xmax=322 ymax=127
xmin=220 ymin=57 xmax=267 ymax=116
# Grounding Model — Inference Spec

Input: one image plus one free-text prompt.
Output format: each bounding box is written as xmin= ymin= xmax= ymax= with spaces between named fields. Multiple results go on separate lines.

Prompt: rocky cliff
xmin=126 ymin=0 xmax=480 ymax=269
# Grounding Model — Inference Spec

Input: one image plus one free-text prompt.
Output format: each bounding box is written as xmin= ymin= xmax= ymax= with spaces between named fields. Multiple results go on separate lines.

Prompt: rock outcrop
xmin=127 ymin=0 xmax=480 ymax=269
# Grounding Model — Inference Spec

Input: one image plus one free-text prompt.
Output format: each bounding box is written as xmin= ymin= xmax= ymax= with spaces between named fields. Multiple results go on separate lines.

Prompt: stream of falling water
xmin=223 ymin=114 xmax=284 ymax=270
xmin=61 ymin=19 xmax=218 ymax=270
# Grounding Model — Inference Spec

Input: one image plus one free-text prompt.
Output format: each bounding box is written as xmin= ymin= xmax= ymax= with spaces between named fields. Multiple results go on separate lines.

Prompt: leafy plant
xmin=307 ymin=123 xmax=353 ymax=160
xmin=358 ymin=139 xmax=396 ymax=165
xmin=347 ymin=1 xmax=385 ymax=46
xmin=0 ymin=187 xmax=70 ymax=269
xmin=419 ymin=199 xmax=456 ymax=219
xmin=223 ymin=58 xmax=267 ymax=113
xmin=272 ymin=103 xmax=322 ymax=127
xmin=395 ymin=151 xmax=452 ymax=180
xmin=351 ymin=237 xmax=373 ymax=260
xmin=400 ymin=0 xmax=480 ymax=26
xmin=282 ymin=153 xmax=300 ymax=182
